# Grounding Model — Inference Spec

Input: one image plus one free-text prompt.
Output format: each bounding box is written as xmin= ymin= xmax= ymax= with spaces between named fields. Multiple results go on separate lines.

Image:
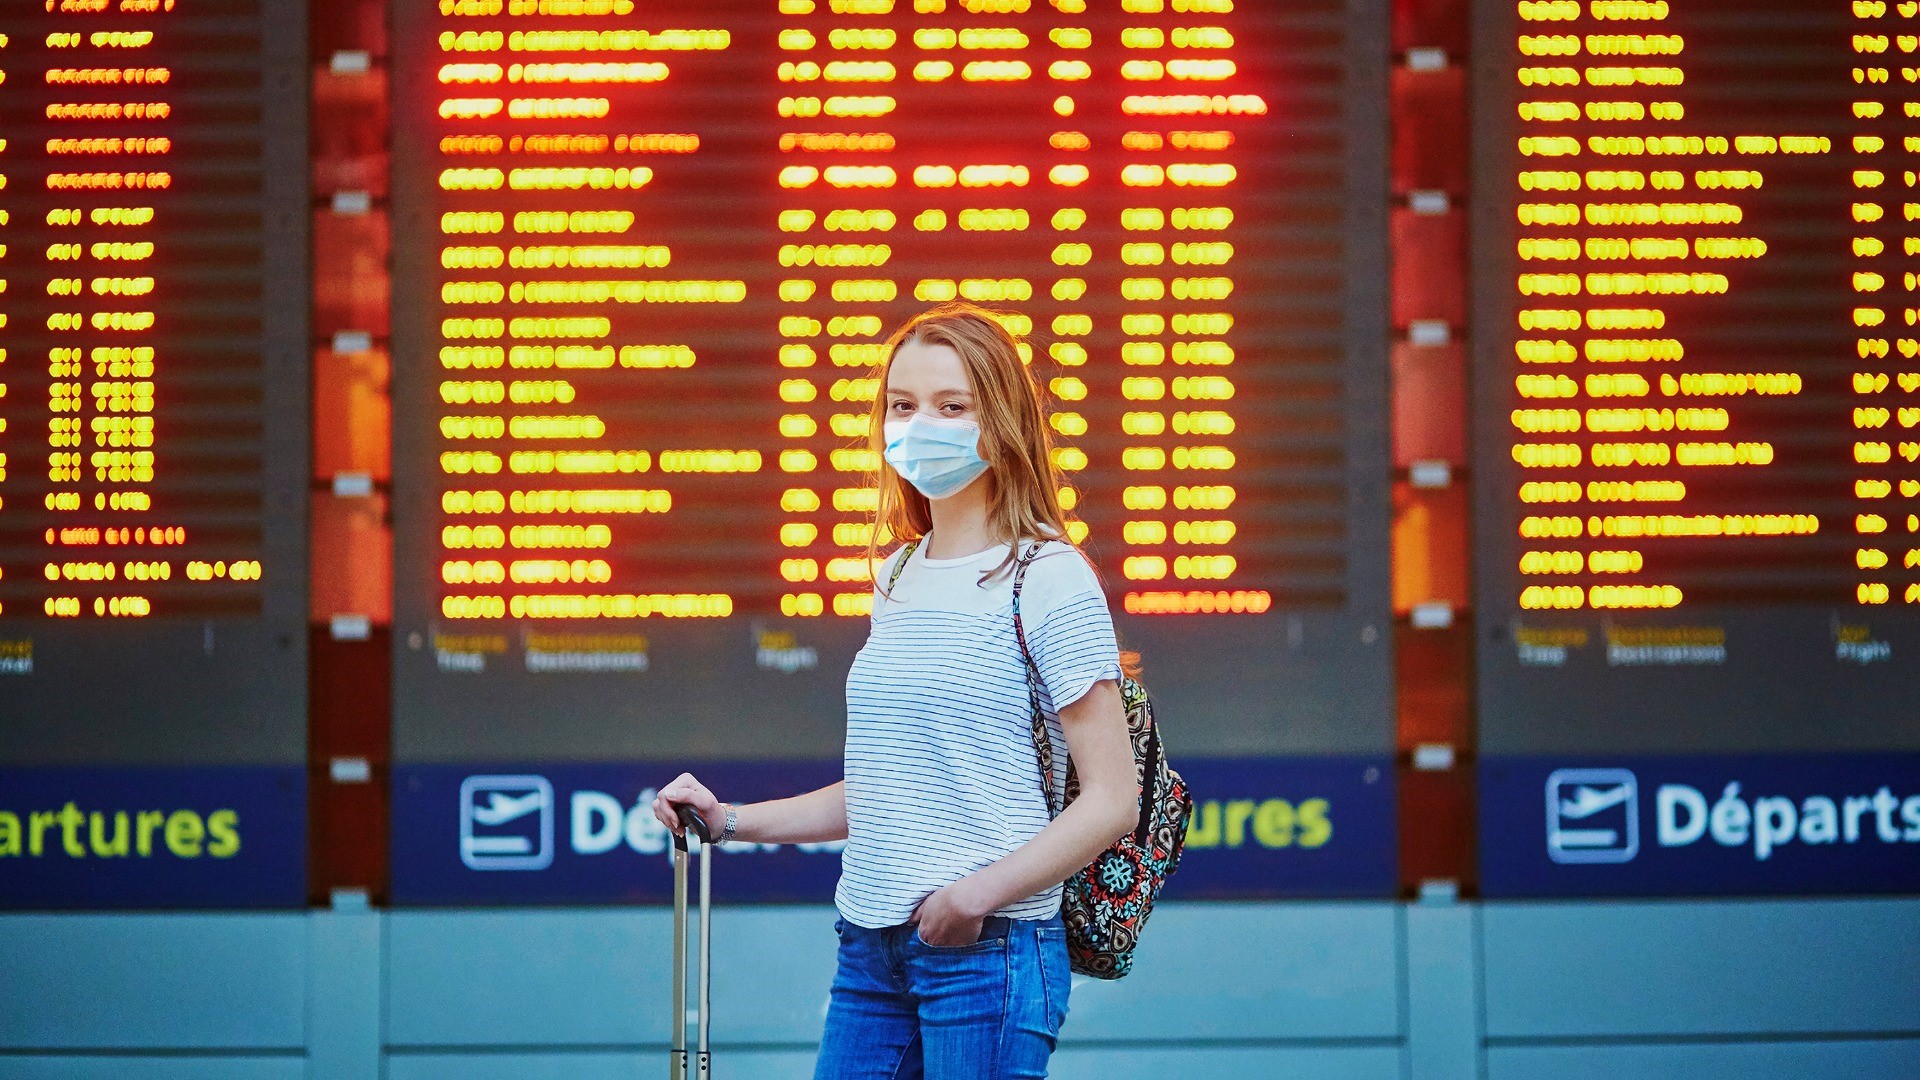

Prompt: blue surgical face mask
xmin=883 ymin=414 xmax=990 ymax=500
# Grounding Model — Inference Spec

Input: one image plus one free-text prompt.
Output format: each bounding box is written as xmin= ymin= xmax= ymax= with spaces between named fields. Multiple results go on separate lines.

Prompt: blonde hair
xmin=865 ymin=302 xmax=1070 ymax=585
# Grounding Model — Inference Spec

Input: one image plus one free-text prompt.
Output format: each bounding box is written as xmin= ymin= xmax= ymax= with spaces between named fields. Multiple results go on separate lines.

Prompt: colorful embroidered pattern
xmin=1013 ymin=543 xmax=1193 ymax=980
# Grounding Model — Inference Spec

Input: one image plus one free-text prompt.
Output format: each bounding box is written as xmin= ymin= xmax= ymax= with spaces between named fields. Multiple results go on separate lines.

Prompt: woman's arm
xmin=913 ymin=677 xmax=1138 ymax=945
xmin=651 ymin=775 xmax=848 ymax=846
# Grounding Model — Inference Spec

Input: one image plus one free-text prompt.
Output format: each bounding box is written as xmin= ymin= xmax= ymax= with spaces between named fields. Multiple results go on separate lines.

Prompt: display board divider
xmin=307 ymin=0 xmax=395 ymax=906
xmin=1390 ymin=0 xmax=1478 ymax=898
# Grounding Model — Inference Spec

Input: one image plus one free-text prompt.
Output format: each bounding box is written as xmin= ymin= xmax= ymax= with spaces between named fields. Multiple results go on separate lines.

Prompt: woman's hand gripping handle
xmin=654 ymin=773 xmax=724 ymax=840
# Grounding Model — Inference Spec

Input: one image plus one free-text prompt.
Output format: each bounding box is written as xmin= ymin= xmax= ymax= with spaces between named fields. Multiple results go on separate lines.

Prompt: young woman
xmin=652 ymin=303 xmax=1138 ymax=1079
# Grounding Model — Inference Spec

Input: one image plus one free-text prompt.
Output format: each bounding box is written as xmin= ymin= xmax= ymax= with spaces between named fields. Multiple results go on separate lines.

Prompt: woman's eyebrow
xmin=886 ymin=387 xmax=974 ymax=398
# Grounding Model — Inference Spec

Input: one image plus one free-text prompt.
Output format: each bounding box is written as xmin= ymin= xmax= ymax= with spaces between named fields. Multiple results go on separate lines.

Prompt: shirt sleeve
xmin=1020 ymin=544 xmax=1122 ymax=711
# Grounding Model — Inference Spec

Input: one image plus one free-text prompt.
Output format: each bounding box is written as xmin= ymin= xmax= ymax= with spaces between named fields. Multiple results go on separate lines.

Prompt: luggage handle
xmin=671 ymin=806 xmax=713 ymax=1080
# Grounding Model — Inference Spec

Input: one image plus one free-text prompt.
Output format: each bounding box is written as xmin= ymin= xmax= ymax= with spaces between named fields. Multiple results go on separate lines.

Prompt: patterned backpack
xmin=1010 ymin=541 xmax=1193 ymax=979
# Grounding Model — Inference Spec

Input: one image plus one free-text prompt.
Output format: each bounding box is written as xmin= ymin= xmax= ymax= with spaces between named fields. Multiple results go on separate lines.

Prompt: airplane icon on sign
xmin=460 ymin=775 xmax=554 ymax=871
xmin=471 ymin=790 xmax=546 ymax=827
xmin=1545 ymin=769 xmax=1639 ymax=865
xmin=1558 ymin=782 xmax=1632 ymax=820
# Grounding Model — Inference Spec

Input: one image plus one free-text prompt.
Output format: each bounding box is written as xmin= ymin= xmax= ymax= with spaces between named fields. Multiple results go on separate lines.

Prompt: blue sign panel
xmin=1163 ymin=755 xmax=1397 ymax=899
xmin=1481 ymin=753 xmax=1920 ymax=897
xmin=0 ymin=766 xmax=307 ymax=909
xmin=391 ymin=760 xmax=845 ymax=906
xmin=391 ymin=756 xmax=1397 ymax=905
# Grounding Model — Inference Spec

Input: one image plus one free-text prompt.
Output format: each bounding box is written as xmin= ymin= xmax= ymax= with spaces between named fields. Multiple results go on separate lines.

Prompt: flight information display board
xmin=1472 ymin=0 xmax=1920 ymax=751
xmin=0 ymin=0 xmax=308 ymax=763
xmin=390 ymin=0 xmax=1391 ymax=761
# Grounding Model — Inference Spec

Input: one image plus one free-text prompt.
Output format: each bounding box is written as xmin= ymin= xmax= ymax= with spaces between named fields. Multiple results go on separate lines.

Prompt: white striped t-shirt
xmin=836 ymin=537 xmax=1123 ymax=929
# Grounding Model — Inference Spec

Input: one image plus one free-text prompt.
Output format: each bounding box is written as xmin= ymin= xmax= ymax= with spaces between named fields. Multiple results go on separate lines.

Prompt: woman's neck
xmin=922 ymin=479 xmax=998 ymax=559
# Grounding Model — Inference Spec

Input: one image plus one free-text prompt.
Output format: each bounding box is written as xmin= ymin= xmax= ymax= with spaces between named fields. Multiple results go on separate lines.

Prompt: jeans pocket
xmin=1036 ymin=925 xmax=1070 ymax=1033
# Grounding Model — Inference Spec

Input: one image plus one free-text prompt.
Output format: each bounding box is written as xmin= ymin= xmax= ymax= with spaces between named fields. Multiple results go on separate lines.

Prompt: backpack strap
xmin=884 ymin=538 xmax=920 ymax=595
xmin=1010 ymin=540 xmax=1062 ymax=817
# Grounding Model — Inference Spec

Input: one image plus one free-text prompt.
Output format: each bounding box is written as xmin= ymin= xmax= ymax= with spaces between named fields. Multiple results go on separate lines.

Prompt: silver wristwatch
xmin=717 ymin=803 xmax=738 ymax=845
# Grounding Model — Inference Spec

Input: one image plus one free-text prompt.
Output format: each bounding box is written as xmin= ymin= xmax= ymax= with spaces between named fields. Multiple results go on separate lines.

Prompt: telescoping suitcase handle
xmin=671 ymin=806 xmax=713 ymax=1080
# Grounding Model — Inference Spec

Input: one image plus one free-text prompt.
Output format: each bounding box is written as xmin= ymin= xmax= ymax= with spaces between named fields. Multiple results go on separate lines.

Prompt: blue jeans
xmin=813 ymin=913 xmax=1071 ymax=1080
